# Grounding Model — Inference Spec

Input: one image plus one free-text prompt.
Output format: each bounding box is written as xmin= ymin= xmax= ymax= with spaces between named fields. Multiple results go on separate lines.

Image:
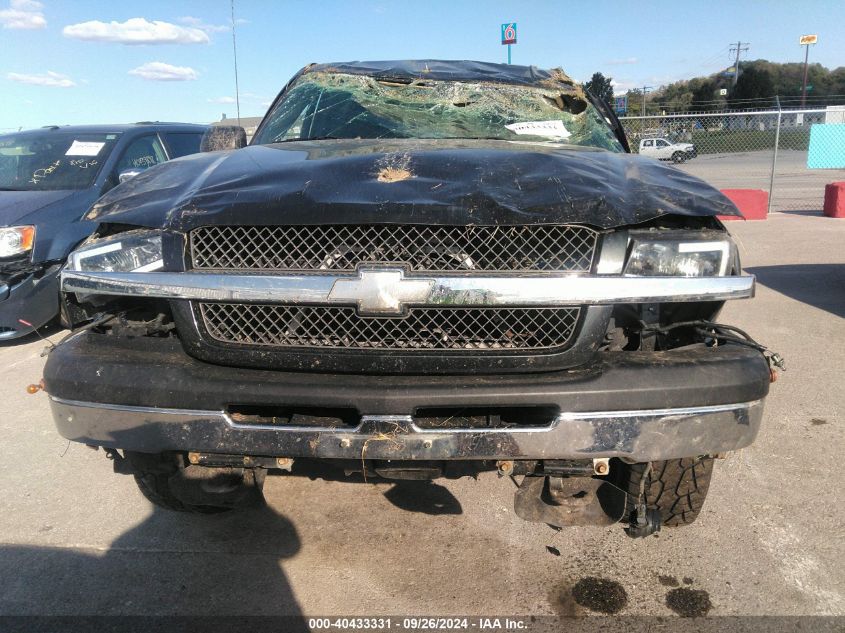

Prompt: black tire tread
xmin=133 ymin=471 xmax=229 ymax=514
xmin=623 ymin=457 xmax=714 ymax=527
xmin=126 ymin=452 xmax=236 ymax=514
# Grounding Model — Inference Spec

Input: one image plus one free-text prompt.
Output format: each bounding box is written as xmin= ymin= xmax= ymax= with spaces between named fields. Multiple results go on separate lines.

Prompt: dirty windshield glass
xmin=0 ymin=132 xmax=119 ymax=191
xmin=253 ymin=72 xmax=623 ymax=151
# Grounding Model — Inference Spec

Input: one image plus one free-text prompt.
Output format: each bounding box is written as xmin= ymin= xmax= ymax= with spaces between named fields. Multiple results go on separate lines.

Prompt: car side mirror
xmin=200 ymin=126 xmax=247 ymax=152
xmin=118 ymin=169 xmax=143 ymax=184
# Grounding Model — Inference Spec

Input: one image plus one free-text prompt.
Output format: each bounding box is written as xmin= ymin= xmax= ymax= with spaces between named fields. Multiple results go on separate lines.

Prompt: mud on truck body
xmin=44 ymin=61 xmax=779 ymax=537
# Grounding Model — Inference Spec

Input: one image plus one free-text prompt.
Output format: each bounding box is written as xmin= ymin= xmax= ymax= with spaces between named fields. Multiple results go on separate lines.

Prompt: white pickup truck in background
xmin=639 ymin=138 xmax=697 ymax=163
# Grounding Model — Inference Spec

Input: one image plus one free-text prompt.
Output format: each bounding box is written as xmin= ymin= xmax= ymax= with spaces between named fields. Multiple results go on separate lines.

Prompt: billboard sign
xmin=614 ymin=95 xmax=627 ymax=114
xmin=501 ymin=23 xmax=517 ymax=45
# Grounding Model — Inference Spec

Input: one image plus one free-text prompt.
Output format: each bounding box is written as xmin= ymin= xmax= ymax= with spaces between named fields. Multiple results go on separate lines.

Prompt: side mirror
xmin=201 ymin=125 xmax=247 ymax=152
xmin=118 ymin=169 xmax=143 ymax=184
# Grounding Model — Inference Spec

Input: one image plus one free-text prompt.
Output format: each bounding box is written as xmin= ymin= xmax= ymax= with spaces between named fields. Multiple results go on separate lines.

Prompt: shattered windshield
xmin=0 ymin=132 xmax=119 ymax=191
xmin=252 ymin=71 xmax=624 ymax=151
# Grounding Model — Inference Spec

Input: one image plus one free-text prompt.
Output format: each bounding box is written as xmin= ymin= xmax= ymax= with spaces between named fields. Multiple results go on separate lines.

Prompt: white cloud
xmin=208 ymin=96 xmax=236 ymax=104
xmin=7 ymin=70 xmax=75 ymax=87
xmin=129 ymin=62 xmax=198 ymax=81
xmin=606 ymin=57 xmax=638 ymax=66
xmin=178 ymin=16 xmax=227 ymax=33
xmin=63 ymin=17 xmax=209 ymax=45
xmin=610 ymin=79 xmax=637 ymax=94
xmin=0 ymin=0 xmax=46 ymax=29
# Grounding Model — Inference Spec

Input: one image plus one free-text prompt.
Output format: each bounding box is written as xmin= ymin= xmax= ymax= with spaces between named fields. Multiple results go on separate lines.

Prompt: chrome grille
xmin=200 ymin=303 xmax=580 ymax=351
xmin=190 ymin=225 xmax=598 ymax=272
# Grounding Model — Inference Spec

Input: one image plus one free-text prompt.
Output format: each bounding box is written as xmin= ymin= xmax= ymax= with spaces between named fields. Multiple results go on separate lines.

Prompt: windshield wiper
xmin=0 ymin=187 xmax=23 ymax=191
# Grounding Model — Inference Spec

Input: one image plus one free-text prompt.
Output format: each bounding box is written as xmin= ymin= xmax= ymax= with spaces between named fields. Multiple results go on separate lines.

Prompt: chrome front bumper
xmin=61 ymin=270 xmax=756 ymax=307
xmin=50 ymin=397 xmax=764 ymax=462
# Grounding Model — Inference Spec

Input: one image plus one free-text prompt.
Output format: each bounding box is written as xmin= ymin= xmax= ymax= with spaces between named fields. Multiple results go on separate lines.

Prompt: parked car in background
xmin=639 ymin=137 xmax=697 ymax=163
xmin=0 ymin=123 xmax=208 ymax=339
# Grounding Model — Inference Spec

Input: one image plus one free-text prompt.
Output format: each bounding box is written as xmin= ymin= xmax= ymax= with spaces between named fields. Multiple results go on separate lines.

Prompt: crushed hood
xmin=87 ymin=139 xmax=739 ymax=230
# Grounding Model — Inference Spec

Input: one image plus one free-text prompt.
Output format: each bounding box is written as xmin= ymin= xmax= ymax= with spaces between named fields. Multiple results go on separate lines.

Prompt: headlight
xmin=624 ymin=234 xmax=735 ymax=277
xmin=68 ymin=230 xmax=163 ymax=273
xmin=0 ymin=226 xmax=35 ymax=259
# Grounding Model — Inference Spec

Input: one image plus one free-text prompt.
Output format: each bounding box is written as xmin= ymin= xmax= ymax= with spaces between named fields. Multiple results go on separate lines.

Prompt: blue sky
xmin=2 ymin=0 xmax=843 ymax=130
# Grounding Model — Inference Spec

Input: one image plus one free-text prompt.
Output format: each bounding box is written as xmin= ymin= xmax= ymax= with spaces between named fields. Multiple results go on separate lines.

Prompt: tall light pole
xmin=729 ymin=41 xmax=750 ymax=89
xmin=230 ymin=0 xmax=241 ymax=126
xmin=799 ymin=34 xmax=818 ymax=107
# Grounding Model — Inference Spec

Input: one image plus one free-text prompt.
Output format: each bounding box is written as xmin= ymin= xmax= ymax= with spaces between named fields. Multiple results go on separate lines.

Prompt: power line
xmin=652 ymin=94 xmax=845 ymax=106
xmin=694 ymin=46 xmax=732 ymax=72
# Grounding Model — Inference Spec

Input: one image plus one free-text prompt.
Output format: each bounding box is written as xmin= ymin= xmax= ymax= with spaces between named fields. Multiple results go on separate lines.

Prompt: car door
xmin=654 ymin=139 xmax=672 ymax=159
xmin=640 ymin=139 xmax=655 ymax=156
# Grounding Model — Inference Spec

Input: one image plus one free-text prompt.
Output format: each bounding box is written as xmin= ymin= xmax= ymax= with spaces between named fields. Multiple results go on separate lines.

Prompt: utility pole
xmin=641 ymin=86 xmax=652 ymax=116
xmin=728 ymin=41 xmax=750 ymax=89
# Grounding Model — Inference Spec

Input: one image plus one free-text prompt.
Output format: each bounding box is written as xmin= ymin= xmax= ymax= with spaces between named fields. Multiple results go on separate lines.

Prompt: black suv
xmin=43 ymin=61 xmax=776 ymax=537
xmin=0 ymin=123 xmax=208 ymax=339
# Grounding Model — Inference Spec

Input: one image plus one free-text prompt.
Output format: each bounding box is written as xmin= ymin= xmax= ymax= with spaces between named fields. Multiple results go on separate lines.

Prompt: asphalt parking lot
xmin=0 ymin=212 xmax=843 ymax=624
xmin=675 ymin=150 xmax=845 ymax=212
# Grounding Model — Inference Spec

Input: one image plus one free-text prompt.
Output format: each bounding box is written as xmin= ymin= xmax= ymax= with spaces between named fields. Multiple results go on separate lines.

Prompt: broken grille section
xmin=190 ymin=225 xmax=598 ymax=273
xmin=200 ymin=303 xmax=580 ymax=351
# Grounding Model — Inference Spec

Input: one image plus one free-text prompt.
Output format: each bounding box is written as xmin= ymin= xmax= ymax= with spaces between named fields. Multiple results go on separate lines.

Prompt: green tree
xmin=828 ymin=67 xmax=845 ymax=97
xmin=691 ymin=79 xmax=718 ymax=110
xmin=614 ymin=60 xmax=843 ymax=113
xmin=584 ymin=72 xmax=614 ymax=106
xmin=729 ymin=64 xmax=775 ymax=105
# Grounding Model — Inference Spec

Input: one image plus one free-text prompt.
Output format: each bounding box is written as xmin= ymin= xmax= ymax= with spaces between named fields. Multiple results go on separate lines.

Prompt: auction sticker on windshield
xmin=505 ymin=120 xmax=571 ymax=138
xmin=66 ymin=140 xmax=106 ymax=156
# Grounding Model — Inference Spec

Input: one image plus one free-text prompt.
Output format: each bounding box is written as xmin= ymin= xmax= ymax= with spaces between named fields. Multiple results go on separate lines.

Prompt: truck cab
xmin=639 ymin=137 xmax=697 ymax=163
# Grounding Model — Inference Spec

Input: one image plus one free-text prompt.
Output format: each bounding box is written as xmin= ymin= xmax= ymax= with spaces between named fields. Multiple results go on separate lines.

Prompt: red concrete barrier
xmin=718 ymin=189 xmax=768 ymax=221
xmin=823 ymin=182 xmax=845 ymax=218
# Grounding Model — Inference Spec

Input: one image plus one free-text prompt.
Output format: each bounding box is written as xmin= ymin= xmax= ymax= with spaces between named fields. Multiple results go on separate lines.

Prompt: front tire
xmin=620 ymin=457 xmax=714 ymax=527
xmin=126 ymin=451 xmax=265 ymax=513
xmin=671 ymin=151 xmax=686 ymax=164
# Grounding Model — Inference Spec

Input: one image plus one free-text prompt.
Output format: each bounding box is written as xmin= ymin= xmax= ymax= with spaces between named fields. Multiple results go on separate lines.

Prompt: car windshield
xmin=0 ymin=132 xmax=119 ymax=191
xmin=252 ymin=71 xmax=624 ymax=152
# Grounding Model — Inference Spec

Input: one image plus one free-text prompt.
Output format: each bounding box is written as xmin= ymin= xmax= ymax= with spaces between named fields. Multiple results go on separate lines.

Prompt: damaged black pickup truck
xmin=44 ymin=61 xmax=779 ymax=537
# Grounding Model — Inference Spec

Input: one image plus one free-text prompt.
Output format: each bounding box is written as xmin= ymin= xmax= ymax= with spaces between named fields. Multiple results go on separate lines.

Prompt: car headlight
xmin=68 ymin=230 xmax=163 ymax=273
xmin=0 ymin=226 xmax=36 ymax=259
xmin=624 ymin=234 xmax=735 ymax=277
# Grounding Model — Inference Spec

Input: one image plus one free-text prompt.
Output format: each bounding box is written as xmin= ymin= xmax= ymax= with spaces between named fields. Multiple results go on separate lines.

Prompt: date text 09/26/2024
xmin=308 ymin=617 xmax=530 ymax=630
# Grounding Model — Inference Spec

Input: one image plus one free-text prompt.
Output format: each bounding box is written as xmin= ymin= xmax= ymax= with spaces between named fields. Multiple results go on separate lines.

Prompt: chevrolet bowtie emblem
xmin=328 ymin=268 xmax=435 ymax=315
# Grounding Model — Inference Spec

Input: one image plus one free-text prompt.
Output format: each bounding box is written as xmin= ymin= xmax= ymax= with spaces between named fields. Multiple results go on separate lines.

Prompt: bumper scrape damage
xmin=0 ymin=257 xmax=62 ymax=339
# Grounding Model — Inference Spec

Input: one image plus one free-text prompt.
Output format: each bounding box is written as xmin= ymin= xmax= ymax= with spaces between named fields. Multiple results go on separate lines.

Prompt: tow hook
xmin=625 ymin=502 xmax=662 ymax=538
xmin=767 ymin=352 xmax=786 ymax=383
xmin=104 ymin=448 xmax=133 ymax=474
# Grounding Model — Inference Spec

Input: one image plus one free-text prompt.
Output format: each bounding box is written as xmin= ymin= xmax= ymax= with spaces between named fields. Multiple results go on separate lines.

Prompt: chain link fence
xmin=620 ymin=107 xmax=845 ymax=213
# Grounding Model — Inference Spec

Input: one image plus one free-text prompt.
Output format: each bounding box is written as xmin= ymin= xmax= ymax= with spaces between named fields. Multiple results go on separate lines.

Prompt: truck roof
xmin=303 ymin=59 xmax=580 ymax=89
xmin=5 ymin=122 xmax=208 ymax=138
